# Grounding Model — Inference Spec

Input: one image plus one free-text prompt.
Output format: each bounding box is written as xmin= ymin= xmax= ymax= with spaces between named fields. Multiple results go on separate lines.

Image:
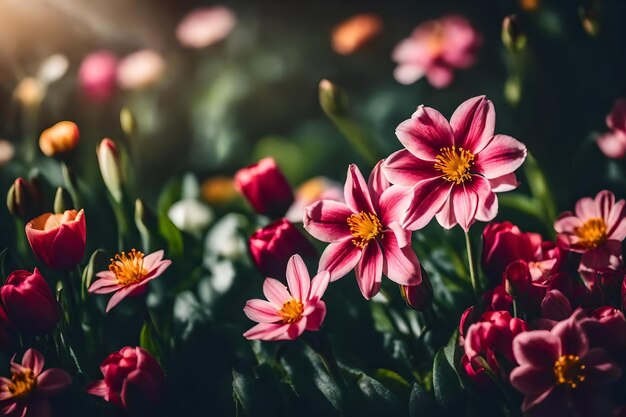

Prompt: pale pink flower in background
xmin=304 ymin=161 xmax=422 ymax=299
xmin=0 ymin=140 xmax=15 ymax=167
xmin=285 ymin=176 xmax=344 ymax=223
xmin=383 ymin=96 xmax=527 ymax=232
xmin=88 ymin=249 xmax=172 ymax=312
xmin=0 ymin=348 xmax=71 ymax=417
xmin=392 ymin=15 xmax=480 ymax=88
xmin=243 ymin=254 xmax=330 ymax=341
xmin=554 ymin=190 xmax=626 ymax=276
xmin=78 ymin=50 xmax=118 ymax=102
xmin=117 ymin=49 xmax=166 ymax=90
xmin=597 ymin=99 xmax=626 ymax=158
xmin=176 ymin=6 xmax=236 ymax=49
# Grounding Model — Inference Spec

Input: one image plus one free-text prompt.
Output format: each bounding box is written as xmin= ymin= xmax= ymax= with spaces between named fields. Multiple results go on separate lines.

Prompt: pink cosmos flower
xmin=597 ymin=99 xmax=626 ymax=159
xmin=392 ymin=15 xmax=480 ymax=88
xmin=243 ymin=254 xmax=330 ymax=341
xmin=554 ymin=190 xmax=626 ymax=278
xmin=303 ymin=161 xmax=421 ymax=299
xmin=0 ymin=348 xmax=71 ymax=417
xmin=383 ymin=96 xmax=527 ymax=232
xmin=510 ymin=315 xmax=621 ymax=417
xmin=176 ymin=6 xmax=236 ymax=49
xmin=88 ymin=249 xmax=172 ymax=313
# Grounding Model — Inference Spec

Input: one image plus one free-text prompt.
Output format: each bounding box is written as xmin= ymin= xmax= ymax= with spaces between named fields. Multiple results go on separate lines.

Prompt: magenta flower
xmin=597 ymin=99 xmax=626 ymax=159
xmin=392 ymin=15 xmax=480 ymax=88
xmin=243 ymin=255 xmax=330 ymax=341
xmin=304 ymin=162 xmax=422 ymax=299
xmin=510 ymin=316 xmax=621 ymax=417
xmin=382 ymin=96 xmax=527 ymax=232
xmin=554 ymin=190 xmax=626 ymax=275
xmin=0 ymin=348 xmax=71 ymax=417
xmin=88 ymin=249 xmax=172 ymax=313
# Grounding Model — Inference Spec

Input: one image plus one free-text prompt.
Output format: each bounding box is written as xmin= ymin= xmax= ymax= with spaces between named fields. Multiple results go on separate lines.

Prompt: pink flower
xmin=285 ymin=177 xmax=344 ymax=223
xmin=78 ymin=50 xmax=118 ymax=102
xmin=392 ymin=15 xmax=480 ymax=88
xmin=597 ymin=99 xmax=626 ymax=158
xmin=88 ymin=249 xmax=172 ymax=313
xmin=304 ymin=161 xmax=421 ymax=299
xmin=0 ymin=348 xmax=71 ymax=417
xmin=383 ymin=96 xmax=527 ymax=232
xmin=116 ymin=49 xmax=165 ymax=90
xmin=510 ymin=315 xmax=621 ymax=417
xmin=86 ymin=346 xmax=165 ymax=409
xmin=554 ymin=190 xmax=626 ymax=275
xmin=243 ymin=254 xmax=330 ymax=341
xmin=176 ymin=6 xmax=236 ymax=49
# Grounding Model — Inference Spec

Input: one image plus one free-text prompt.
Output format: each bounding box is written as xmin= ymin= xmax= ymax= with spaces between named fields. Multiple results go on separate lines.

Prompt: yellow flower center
xmin=574 ymin=218 xmax=607 ymax=249
xmin=109 ymin=249 xmax=147 ymax=286
xmin=7 ymin=369 xmax=36 ymax=399
xmin=347 ymin=212 xmax=383 ymax=248
xmin=554 ymin=354 xmax=586 ymax=389
xmin=278 ymin=299 xmax=304 ymax=324
xmin=434 ymin=146 xmax=475 ymax=184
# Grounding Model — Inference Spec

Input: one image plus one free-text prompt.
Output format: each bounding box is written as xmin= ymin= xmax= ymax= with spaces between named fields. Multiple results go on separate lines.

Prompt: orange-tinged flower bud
xmin=25 ymin=209 xmax=86 ymax=271
xmin=6 ymin=178 xmax=41 ymax=220
xmin=97 ymin=138 xmax=124 ymax=203
xmin=39 ymin=121 xmax=79 ymax=157
xmin=332 ymin=13 xmax=382 ymax=55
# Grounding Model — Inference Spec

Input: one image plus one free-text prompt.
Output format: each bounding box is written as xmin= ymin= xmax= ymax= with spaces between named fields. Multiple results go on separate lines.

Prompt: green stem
xmin=464 ymin=232 xmax=479 ymax=296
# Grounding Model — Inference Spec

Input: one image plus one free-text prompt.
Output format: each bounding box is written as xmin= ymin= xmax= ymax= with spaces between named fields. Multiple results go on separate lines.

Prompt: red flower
xmin=0 ymin=269 xmax=60 ymax=334
xmin=25 ymin=209 xmax=86 ymax=271
xmin=235 ymin=157 xmax=294 ymax=218
xmin=86 ymin=346 xmax=165 ymax=409
xmin=248 ymin=218 xmax=317 ymax=279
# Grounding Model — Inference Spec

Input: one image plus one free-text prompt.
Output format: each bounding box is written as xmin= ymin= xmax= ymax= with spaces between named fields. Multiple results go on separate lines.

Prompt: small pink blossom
xmin=597 ymin=99 xmax=626 ymax=158
xmin=0 ymin=348 xmax=71 ymax=417
xmin=392 ymin=15 xmax=480 ymax=88
xmin=88 ymin=249 xmax=172 ymax=312
xmin=243 ymin=254 xmax=330 ymax=341
xmin=78 ymin=50 xmax=118 ymax=102
xmin=176 ymin=6 xmax=236 ymax=49
xmin=383 ymin=96 xmax=527 ymax=232
xmin=304 ymin=161 xmax=421 ymax=299
xmin=117 ymin=49 xmax=165 ymax=90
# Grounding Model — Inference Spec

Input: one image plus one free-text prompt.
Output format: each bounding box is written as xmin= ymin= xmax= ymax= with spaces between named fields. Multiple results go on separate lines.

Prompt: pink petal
xmin=89 ymin=278 xmax=123 ymax=294
xmin=303 ymin=200 xmax=353 ymax=242
xmin=36 ymin=368 xmax=72 ymax=396
xmin=344 ymin=164 xmax=376 ymax=214
xmin=575 ymin=196 xmax=599 ymax=220
xmin=450 ymin=95 xmax=495 ymax=154
xmin=451 ymin=184 xmax=478 ymax=232
xmin=584 ymin=348 xmax=622 ymax=385
xmin=355 ymin=242 xmax=383 ymax=299
xmin=509 ymin=365 xmax=555 ymax=397
xmin=393 ymin=64 xmax=425 ymax=85
xmin=378 ymin=185 xmax=413 ymax=227
xmin=283 ymin=318 xmax=308 ymax=340
xmin=402 ymin=178 xmax=453 ymax=231
xmin=597 ymin=131 xmax=626 ymax=159
xmin=243 ymin=322 xmax=288 ymax=341
xmin=262 ymin=278 xmax=291 ymax=308
xmin=513 ymin=330 xmax=561 ymax=367
xmin=95 ymin=271 xmax=116 ymax=280
xmin=435 ymin=199 xmax=457 ymax=229
xmin=142 ymin=250 xmax=165 ymax=271
xmin=553 ymin=213 xmax=583 ymax=234
xmin=521 ymin=385 xmax=558 ymax=413
xmin=541 ymin=290 xmax=572 ymax=321
xmin=308 ymin=271 xmax=330 ymax=303
xmin=473 ymin=177 xmax=498 ymax=223
xmin=22 ymin=349 xmax=44 ymax=376
xmin=244 ymin=299 xmax=280 ymax=323
xmin=286 ymin=254 xmax=311 ymax=301
xmin=474 ymin=135 xmax=527 ymax=179
xmin=382 ymin=150 xmax=441 ymax=187
xmin=552 ymin=317 xmax=588 ymax=357
xmin=388 ymin=221 xmax=410 ymax=248
xmin=381 ymin=230 xmax=422 ymax=286
xmin=368 ymin=159 xmax=390 ymax=201
xmin=395 ymin=105 xmax=455 ymax=161
xmin=489 ymin=172 xmax=519 ymax=192
xmin=304 ymin=301 xmax=326 ymax=331
xmin=105 ymin=286 xmax=137 ymax=313
xmin=425 ymin=66 xmax=454 ymax=89
xmin=145 ymin=259 xmax=171 ymax=280
xmin=318 ymin=238 xmax=362 ymax=281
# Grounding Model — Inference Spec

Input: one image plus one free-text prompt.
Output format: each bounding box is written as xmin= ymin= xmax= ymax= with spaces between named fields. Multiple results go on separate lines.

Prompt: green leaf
xmin=524 ymin=152 xmax=557 ymax=227
xmin=409 ymin=382 xmax=438 ymax=417
xmin=232 ymin=369 xmax=282 ymax=417
xmin=158 ymin=213 xmax=184 ymax=259
xmin=343 ymin=369 xmax=405 ymax=417
xmin=81 ymin=249 xmax=106 ymax=301
xmin=372 ymin=369 xmax=411 ymax=400
xmin=140 ymin=321 xmax=162 ymax=362
xmin=0 ymin=248 xmax=7 ymax=282
xmin=432 ymin=348 xmax=464 ymax=414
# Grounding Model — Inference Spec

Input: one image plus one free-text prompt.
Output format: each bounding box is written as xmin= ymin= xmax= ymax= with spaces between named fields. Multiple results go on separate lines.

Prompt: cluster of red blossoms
xmin=3 ymin=174 xmax=169 ymax=414
xmin=461 ymin=190 xmax=626 ymax=417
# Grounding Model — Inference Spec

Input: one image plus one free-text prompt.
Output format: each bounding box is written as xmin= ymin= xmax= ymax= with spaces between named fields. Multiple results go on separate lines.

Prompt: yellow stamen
xmin=574 ymin=218 xmax=607 ymax=249
xmin=109 ymin=249 xmax=147 ymax=286
xmin=7 ymin=369 xmax=36 ymax=399
xmin=554 ymin=354 xmax=586 ymax=389
xmin=278 ymin=299 xmax=304 ymax=324
xmin=434 ymin=146 xmax=475 ymax=184
xmin=347 ymin=212 xmax=383 ymax=248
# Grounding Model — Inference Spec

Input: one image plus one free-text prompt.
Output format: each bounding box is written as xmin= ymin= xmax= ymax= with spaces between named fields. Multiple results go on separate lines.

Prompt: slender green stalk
xmin=464 ymin=232 xmax=479 ymax=295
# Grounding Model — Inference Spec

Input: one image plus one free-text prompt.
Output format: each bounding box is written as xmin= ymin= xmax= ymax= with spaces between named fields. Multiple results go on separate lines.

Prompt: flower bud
xmin=248 ymin=218 xmax=317 ymax=279
xmin=399 ymin=266 xmax=432 ymax=311
xmin=97 ymin=138 xmax=124 ymax=203
xmin=87 ymin=346 xmax=165 ymax=409
xmin=1 ymin=268 xmax=60 ymax=333
xmin=501 ymin=15 xmax=526 ymax=52
xmin=6 ymin=178 xmax=41 ymax=220
xmin=234 ymin=157 xmax=293 ymax=218
xmin=39 ymin=121 xmax=79 ymax=158
xmin=120 ymin=107 xmax=137 ymax=137
xmin=319 ymin=79 xmax=348 ymax=116
xmin=25 ymin=209 xmax=86 ymax=270
xmin=53 ymin=187 xmax=74 ymax=214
